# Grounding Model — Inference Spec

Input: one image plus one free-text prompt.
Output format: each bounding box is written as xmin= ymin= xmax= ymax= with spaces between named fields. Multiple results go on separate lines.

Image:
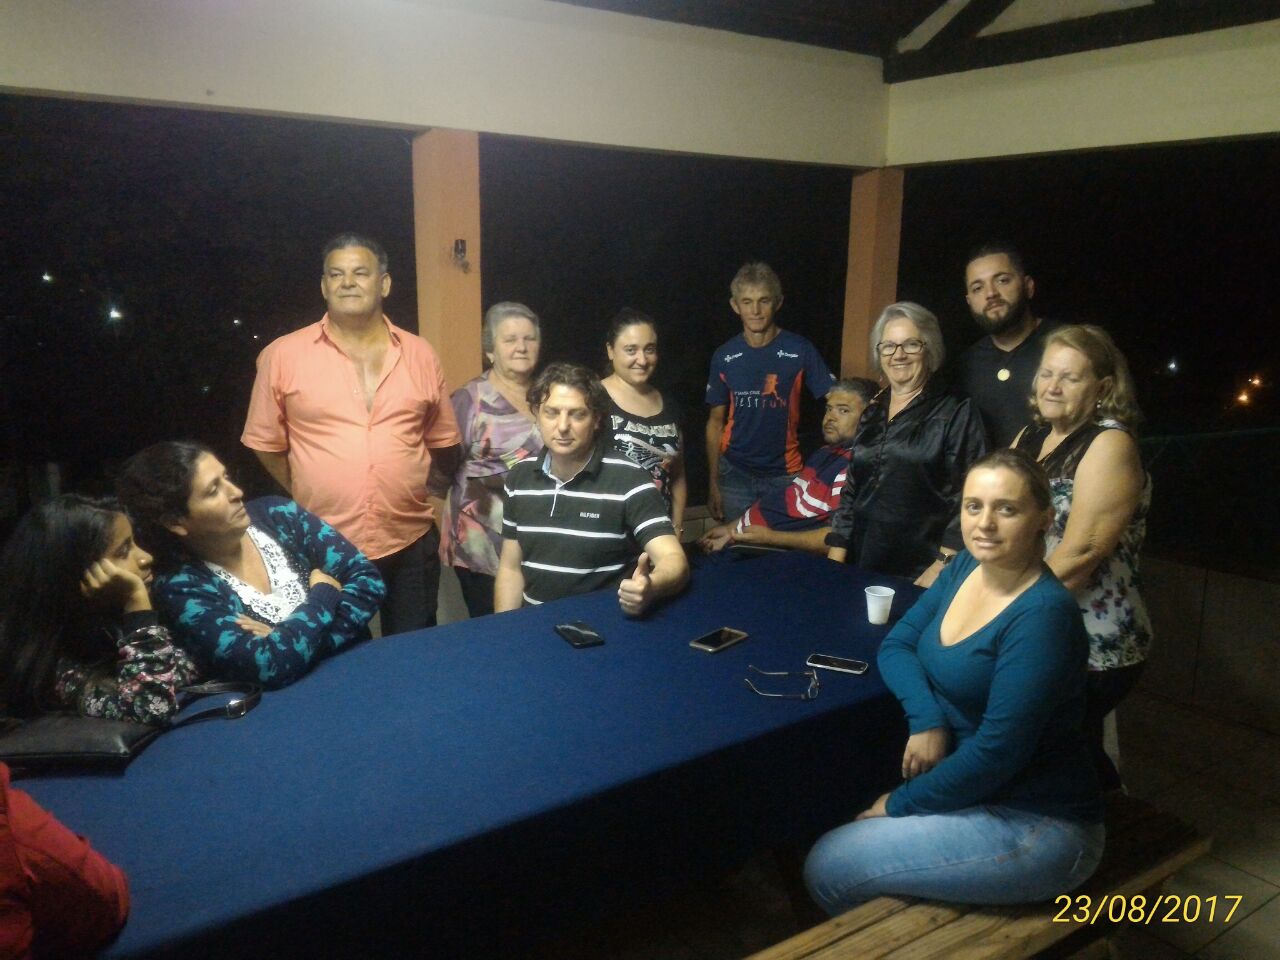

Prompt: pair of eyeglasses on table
xmin=743 ymin=665 xmax=821 ymax=701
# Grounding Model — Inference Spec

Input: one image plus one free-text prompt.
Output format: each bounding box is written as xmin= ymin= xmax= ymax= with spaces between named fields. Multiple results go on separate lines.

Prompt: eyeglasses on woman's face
xmin=876 ymin=339 xmax=926 ymax=357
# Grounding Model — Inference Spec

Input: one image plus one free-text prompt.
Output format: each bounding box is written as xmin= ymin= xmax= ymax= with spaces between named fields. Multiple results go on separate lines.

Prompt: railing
xmin=1140 ymin=428 xmax=1280 ymax=581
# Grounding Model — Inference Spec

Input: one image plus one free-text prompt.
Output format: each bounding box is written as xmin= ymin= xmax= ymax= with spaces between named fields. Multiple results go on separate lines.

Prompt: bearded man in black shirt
xmin=954 ymin=243 xmax=1060 ymax=447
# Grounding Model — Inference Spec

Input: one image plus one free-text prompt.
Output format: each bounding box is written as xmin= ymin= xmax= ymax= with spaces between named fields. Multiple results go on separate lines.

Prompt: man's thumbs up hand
xmin=618 ymin=552 xmax=654 ymax=617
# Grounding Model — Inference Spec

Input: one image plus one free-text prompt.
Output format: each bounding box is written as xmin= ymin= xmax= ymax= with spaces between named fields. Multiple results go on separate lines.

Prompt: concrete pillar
xmin=411 ymin=128 xmax=483 ymax=393
xmin=842 ymin=167 xmax=904 ymax=378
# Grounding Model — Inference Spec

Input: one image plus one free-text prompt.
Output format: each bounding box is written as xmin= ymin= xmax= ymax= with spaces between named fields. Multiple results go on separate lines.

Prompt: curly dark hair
xmin=526 ymin=362 xmax=610 ymax=427
xmin=116 ymin=440 xmax=211 ymax=568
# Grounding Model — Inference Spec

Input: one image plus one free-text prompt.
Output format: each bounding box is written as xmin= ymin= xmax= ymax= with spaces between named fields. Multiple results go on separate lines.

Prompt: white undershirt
xmin=204 ymin=526 xmax=308 ymax=624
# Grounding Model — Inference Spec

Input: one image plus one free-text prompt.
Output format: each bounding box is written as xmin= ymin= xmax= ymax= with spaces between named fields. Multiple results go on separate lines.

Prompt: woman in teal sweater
xmin=805 ymin=449 xmax=1104 ymax=911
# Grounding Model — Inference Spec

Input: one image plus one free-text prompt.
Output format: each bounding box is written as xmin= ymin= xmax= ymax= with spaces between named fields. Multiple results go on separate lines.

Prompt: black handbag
xmin=0 ymin=681 xmax=262 ymax=775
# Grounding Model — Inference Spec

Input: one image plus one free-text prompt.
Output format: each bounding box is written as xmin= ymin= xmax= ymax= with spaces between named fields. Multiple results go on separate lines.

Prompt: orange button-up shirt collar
xmin=241 ymin=314 xmax=461 ymax=560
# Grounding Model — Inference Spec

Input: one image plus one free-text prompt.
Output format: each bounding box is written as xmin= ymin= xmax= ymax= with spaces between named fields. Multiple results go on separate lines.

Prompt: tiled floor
xmin=534 ymin=688 xmax=1280 ymax=959
xmin=1106 ymin=690 xmax=1280 ymax=959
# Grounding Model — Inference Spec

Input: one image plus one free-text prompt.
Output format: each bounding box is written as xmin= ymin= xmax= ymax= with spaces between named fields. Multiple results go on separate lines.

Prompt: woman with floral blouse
xmin=1013 ymin=324 xmax=1151 ymax=789
xmin=0 ymin=494 xmax=198 ymax=725
xmin=441 ymin=302 xmax=544 ymax=618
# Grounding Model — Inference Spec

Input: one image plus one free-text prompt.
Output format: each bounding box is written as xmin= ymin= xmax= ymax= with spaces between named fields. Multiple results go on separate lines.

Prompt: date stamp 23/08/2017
xmin=1053 ymin=894 xmax=1244 ymax=925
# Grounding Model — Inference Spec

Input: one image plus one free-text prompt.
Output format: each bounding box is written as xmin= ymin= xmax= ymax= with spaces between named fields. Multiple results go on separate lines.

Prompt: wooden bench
xmin=747 ymin=794 xmax=1210 ymax=960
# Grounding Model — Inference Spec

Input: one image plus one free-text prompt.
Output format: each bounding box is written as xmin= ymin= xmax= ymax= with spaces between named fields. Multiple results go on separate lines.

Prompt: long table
xmin=22 ymin=551 xmax=917 ymax=958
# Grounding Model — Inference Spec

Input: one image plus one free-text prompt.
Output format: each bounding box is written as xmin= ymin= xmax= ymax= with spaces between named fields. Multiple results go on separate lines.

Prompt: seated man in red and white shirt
xmin=699 ymin=379 xmax=875 ymax=555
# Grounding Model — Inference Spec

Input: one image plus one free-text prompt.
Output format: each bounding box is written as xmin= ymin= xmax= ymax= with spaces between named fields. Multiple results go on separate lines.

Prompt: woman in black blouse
xmin=826 ymin=302 xmax=987 ymax=585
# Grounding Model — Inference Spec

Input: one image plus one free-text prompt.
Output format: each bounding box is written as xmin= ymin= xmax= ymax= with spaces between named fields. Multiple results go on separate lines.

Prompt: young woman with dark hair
xmin=117 ymin=442 xmax=386 ymax=689
xmin=0 ymin=494 xmax=198 ymax=724
xmin=601 ymin=308 xmax=686 ymax=536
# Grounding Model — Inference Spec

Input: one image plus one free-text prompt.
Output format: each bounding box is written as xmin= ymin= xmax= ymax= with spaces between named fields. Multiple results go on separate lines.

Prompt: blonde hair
xmin=1032 ymin=324 xmax=1143 ymax=430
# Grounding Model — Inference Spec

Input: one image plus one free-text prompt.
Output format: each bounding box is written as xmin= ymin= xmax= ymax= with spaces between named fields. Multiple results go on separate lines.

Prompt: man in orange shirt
xmin=242 ymin=234 xmax=461 ymax=634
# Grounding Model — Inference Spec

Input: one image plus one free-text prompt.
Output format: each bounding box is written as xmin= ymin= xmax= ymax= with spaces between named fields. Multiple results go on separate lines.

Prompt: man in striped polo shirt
xmin=496 ymin=362 xmax=689 ymax=614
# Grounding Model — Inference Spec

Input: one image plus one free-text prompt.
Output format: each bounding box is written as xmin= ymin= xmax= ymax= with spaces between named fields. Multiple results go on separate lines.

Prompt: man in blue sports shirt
xmin=704 ymin=262 xmax=836 ymax=521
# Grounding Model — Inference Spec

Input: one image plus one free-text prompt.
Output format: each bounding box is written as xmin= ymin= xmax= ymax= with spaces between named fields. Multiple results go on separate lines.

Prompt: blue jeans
xmin=804 ymin=805 xmax=1105 ymax=914
xmin=717 ymin=458 xmax=796 ymax=521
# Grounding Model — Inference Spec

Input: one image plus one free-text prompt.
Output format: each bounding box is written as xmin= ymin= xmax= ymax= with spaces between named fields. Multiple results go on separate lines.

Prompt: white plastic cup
xmin=865 ymin=586 xmax=895 ymax=625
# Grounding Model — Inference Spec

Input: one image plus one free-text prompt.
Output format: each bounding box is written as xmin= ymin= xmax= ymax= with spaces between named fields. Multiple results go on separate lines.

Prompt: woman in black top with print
xmin=601 ymin=308 xmax=686 ymax=537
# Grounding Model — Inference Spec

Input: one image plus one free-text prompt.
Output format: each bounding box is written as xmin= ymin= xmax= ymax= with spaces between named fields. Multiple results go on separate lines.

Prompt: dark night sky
xmin=897 ymin=141 xmax=1280 ymax=435
xmin=2 ymin=93 xmax=1277 ymax=565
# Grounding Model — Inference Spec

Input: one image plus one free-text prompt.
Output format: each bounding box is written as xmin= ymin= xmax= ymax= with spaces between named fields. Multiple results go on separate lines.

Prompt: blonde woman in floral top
xmin=1014 ymin=324 xmax=1151 ymax=789
xmin=0 ymin=495 xmax=198 ymax=726
xmin=442 ymin=302 xmax=544 ymax=617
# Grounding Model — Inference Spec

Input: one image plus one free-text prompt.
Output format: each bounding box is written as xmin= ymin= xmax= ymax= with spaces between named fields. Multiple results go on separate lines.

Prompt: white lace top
xmin=204 ymin=526 xmax=308 ymax=625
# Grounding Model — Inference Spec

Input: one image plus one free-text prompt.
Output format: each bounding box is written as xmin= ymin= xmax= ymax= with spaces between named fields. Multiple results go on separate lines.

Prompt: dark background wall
xmin=2 ymin=92 xmax=1276 ymax=569
xmin=0 ymin=94 xmax=417 ymax=496
xmin=898 ymin=140 xmax=1280 ymax=435
xmin=895 ymin=140 xmax=1280 ymax=571
xmin=478 ymin=133 xmax=853 ymax=499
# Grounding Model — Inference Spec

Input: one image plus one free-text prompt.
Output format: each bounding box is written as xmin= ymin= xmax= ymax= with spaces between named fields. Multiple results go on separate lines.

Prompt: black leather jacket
xmin=826 ymin=378 xmax=987 ymax=579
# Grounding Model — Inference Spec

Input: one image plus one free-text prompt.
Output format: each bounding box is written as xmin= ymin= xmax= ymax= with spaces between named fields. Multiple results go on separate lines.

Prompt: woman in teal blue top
xmin=805 ymin=449 xmax=1104 ymax=912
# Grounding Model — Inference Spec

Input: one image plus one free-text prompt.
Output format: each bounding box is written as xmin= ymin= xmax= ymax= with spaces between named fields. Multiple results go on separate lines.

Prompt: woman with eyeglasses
xmin=826 ymin=302 xmax=986 ymax=585
xmin=805 ymin=449 xmax=1104 ymax=911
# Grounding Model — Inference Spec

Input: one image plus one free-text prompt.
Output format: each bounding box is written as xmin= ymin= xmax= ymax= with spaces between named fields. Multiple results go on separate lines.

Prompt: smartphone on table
xmin=690 ymin=627 xmax=749 ymax=653
xmin=555 ymin=621 xmax=604 ymax=648
xmin=806 ymin=653 xmax=869 ymax=675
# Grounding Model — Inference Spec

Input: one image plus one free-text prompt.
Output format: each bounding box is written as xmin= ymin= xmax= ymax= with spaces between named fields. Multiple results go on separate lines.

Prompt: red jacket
xmin=0 ymin=762 xmax=128 ymax=959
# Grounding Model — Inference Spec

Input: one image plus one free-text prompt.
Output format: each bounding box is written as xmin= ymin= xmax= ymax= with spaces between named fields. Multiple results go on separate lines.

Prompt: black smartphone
xmin=689 ymin=627 xmax=749 ymax=653
xmin=806 ymin=653 xmax=869 ymax=675
xmin=555 ymin=621 xmax=604 ymax=648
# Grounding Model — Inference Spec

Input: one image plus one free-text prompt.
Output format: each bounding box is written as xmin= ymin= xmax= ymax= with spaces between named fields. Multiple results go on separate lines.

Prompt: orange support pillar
xmin=412 ymin=128 xmax=483 ymax=394
xmin=842 ymin=167 xmax=903 ymax=378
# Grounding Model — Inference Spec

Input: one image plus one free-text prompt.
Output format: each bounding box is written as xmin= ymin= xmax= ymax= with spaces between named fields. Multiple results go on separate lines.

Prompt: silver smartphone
xmin=690 ymin=627 xmax=749 ymax=653
xmin=806 ymin=653 xmax=869 ymax=675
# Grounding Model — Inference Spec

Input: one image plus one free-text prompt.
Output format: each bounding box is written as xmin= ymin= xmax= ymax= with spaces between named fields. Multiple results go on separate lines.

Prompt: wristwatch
xmin=935 ymin=550 xmax=955 ymax=565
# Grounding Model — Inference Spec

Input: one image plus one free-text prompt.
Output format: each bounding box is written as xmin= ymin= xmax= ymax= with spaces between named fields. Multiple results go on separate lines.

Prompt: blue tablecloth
xmin=22 ymin=551 xmax=917 ymax=958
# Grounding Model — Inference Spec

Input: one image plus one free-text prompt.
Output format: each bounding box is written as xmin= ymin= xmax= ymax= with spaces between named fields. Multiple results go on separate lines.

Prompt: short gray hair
xmin=730 ymin=262 xmax=783 ymax=302
xmin=868 ymin=302 xmax=945 ymax=374
xmin=482 ymin=301 xmax=541 ymax=354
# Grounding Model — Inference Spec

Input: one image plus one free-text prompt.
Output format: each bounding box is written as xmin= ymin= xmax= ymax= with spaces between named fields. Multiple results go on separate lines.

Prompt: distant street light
xmin=1237 ymin=392 xmax=1251 ymax=405
xmin=108 ymin=306 xmax=123 ymax=321
xmin=41 ymin=272 xmax=54 ymax=283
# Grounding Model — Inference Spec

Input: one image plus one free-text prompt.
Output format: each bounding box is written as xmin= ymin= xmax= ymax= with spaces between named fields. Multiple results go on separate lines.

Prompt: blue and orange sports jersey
xmin=705 ymin=330 xmax=835 ymax=475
